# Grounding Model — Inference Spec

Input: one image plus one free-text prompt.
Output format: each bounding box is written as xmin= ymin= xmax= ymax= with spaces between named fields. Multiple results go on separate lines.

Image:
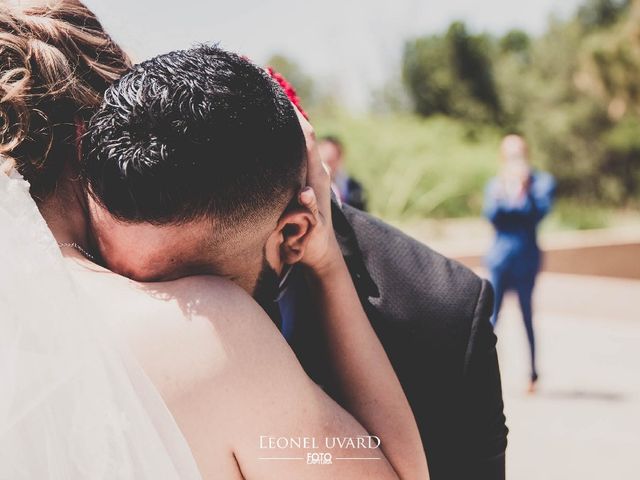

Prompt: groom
xmin=83 ymin=45 xmax=507 ymax=480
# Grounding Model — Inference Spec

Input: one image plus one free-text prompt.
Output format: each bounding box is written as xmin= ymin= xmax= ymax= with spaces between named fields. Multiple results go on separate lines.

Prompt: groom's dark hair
xmin=83 ymin=44 xmax=306 ymax=230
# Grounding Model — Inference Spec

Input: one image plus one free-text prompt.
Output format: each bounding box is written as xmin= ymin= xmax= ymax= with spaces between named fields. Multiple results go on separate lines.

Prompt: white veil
xmin=0 ymin=167 xmax=202 ymax=479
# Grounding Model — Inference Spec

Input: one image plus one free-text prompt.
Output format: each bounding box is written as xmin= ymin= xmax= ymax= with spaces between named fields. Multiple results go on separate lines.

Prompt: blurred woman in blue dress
xmin=484 ymin=135 xmax=556 ymax=393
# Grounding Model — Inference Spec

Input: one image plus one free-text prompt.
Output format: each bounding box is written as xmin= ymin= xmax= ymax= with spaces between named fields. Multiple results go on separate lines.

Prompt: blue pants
xmin=490 ymin=270 xmax=537 ymax=380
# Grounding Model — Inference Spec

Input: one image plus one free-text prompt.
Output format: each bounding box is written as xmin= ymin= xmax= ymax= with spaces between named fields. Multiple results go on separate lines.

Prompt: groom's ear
xmin=270 ymin=209 xmax=315 ymax=265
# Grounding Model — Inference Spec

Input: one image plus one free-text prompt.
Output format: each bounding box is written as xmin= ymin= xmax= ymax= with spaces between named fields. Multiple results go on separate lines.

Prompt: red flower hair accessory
xmin=266 ymin=67 xmax=309 ymax=120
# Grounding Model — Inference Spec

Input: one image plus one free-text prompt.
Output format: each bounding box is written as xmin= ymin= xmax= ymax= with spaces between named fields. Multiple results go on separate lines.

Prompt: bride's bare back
xmin=64 ymin=256 xmax=398 ymax=480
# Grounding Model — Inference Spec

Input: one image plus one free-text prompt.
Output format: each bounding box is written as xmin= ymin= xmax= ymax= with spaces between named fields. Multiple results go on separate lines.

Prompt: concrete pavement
xmin=491 ymin=272 xmax=640 ymax=479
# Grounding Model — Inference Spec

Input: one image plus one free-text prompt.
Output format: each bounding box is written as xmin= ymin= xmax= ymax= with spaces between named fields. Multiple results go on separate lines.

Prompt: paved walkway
xmin=491 ymin=272 xmax=640 ymax=479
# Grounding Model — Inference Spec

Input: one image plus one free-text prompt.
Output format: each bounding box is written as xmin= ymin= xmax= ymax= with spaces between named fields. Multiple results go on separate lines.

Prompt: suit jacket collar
xmin=331 ymin=199 xmax=380 ymax=299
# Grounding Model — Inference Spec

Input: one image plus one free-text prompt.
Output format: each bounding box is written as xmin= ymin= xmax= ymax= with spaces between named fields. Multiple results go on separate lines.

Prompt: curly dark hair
xmin=83 ymin=44 xmax=307 ymax=232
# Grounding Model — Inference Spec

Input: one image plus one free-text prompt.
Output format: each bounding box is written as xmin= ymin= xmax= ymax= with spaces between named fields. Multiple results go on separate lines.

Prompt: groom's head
xmin=83 ymin=45 xmax=312 ymax=300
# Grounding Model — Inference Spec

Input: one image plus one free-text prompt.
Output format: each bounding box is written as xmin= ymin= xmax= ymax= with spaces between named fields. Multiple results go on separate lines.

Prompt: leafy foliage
xmin=402 ymin=0 xmax=640 ymax=208
xmin=402 ymin=22 xmax=502 ymax=123
xmin=274 ymin=0 xmax=640 ymax=223
xmin=313 ymin=113 xmax=500 ymax=219
xmin=577 ymin=0 xmax=631 ymax=30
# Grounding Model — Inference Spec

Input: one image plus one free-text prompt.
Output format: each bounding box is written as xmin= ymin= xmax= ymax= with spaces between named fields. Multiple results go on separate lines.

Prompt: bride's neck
xmin=37 ymin=163 xmax=91 ymax=249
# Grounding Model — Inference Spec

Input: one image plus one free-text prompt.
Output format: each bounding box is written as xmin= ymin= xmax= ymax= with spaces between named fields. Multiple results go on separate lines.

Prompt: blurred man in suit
xmin=484 ymin=134 xmax=556 ymax=393
xmin=318 ymin=135 xmax=367 ymax=211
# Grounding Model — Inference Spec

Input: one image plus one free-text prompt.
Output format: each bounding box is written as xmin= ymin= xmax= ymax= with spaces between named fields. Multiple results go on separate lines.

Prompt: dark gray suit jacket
xmin=284 ymin=202 xmax=508 ymax=479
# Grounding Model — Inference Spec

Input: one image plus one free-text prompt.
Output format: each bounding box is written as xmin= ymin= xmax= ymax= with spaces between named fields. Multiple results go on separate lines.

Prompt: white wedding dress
xmin=0 ymin=167 xmax=202 ymax=479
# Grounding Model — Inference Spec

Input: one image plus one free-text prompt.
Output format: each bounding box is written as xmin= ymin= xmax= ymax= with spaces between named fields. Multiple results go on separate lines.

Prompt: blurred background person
xmin=318 ymin=135 xmax=368 ymax=211
xmin=484 ymin=134 xmax=556 ymax=393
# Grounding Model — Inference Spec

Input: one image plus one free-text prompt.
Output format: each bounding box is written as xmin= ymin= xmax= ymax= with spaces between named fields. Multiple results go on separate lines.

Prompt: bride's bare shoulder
xmin=69 ymin=263 xmax=276 ymax=400
xmin=68 ymin=265 xmax=296 ymax=478
xmin=142 ymin=273 xmax=261 ymax=322
xmin=130 ymin=275 xmax=272 ymax=404
xmin=70 ymin=260 xmax=261 ymax=332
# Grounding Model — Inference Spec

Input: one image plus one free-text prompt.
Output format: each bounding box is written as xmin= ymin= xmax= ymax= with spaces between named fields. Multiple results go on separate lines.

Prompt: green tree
xmin=499 ymin=29 xmax=531 ymax=56
xmin=576 ymin=0 xmax=640 ymax=119
xmin=500 ymin=0 xmax=640 ymax=205
xmin=402 ymin=34 xmax=453 ymax=116
xmin=577 ymin=0 xmax=630 ymax=30
xmin=447 ymin=22 xmax=501 ymax=119
xmin=402 ymin=22 xmax=502 ymax=123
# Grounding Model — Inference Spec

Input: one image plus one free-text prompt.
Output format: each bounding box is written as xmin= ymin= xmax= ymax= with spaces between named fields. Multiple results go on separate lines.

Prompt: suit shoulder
xmin=340 ymin=205 xmax=485 ymax=334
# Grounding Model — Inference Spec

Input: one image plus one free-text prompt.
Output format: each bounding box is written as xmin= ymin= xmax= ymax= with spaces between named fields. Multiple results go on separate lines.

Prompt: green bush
xmin=289 ymin=0 xmax=640 ymax=228
xmin=402 ymin=22 xmax=502 ymax=124
xmin=312 ymin=112 xmax=501 ymax=220
xmin=547 ymin=200 xmax=611 ymax=230
xmin=398 ymin=1 xmax=640 ymax=210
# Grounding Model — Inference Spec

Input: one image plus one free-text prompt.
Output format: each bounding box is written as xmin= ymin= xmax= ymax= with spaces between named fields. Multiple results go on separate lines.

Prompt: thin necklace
xmin=58 ymin=242 xmax=95 ymax=261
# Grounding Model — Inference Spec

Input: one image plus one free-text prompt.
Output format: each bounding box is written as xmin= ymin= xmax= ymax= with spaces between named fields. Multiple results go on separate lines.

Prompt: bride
xmin=0 ymin=1 xmax=428 ymax=478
